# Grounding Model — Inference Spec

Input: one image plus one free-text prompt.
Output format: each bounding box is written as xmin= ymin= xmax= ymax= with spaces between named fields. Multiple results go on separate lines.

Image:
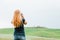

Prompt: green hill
xmin=0 ymin=27 xmax=60 ymax=39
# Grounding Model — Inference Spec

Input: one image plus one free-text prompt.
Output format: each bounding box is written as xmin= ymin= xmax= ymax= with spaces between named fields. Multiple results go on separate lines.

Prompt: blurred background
xmin=0 ymin=0 xmax=60 ymax=40
xmin=0 ymin=0 xmax=60 ymax=29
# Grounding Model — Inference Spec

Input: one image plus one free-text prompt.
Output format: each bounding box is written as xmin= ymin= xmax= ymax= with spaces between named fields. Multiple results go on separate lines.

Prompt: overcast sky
xmin=0 ymin=0 xmax=60 ymax=29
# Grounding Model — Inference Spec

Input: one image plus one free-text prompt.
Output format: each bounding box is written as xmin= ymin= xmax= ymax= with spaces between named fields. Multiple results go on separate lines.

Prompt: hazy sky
xmin=0 ymin=0 xmax=60 ymax=29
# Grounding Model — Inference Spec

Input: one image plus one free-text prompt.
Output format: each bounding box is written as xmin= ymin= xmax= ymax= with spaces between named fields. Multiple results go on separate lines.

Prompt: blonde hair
xmin=11 ymin=9 xmax=22 ymax=28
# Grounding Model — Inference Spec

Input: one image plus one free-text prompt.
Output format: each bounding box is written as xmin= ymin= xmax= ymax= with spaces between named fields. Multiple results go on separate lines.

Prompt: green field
xmin=0 ymin=27 xmax=60 ymax=39
xmin=0 ymin=27 xmax=60 ymax=38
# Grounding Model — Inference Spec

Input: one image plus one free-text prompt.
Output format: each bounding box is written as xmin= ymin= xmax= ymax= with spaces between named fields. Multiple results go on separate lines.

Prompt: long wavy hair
xmin=11 ymin=9 xmax=22 ymax=28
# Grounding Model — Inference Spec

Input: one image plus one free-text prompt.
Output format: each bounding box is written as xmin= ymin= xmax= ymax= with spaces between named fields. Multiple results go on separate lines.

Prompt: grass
xmin=0 ymin=27 xmax=60 ymax=39
xmin=25 ymin=27 xmax=60 ymax=39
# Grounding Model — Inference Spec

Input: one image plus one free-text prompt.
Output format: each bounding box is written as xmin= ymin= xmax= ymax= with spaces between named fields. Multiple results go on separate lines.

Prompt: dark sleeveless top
xmin=14 ymin=18 xmax=25 ymax=36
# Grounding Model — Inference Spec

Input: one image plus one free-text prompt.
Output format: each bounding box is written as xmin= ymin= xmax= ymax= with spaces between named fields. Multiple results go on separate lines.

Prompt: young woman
xmin=11 ymin=9 xmax=27 ymax=40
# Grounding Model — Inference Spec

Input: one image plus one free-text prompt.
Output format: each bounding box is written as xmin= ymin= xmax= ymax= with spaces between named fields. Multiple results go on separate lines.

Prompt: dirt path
xmin=0 ymin=34 xmax=60 ymax=40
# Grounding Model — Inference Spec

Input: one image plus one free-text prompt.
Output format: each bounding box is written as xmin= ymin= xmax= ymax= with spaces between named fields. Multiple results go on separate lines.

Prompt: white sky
xmin=0 ymin=0 xmax=60 ymax=29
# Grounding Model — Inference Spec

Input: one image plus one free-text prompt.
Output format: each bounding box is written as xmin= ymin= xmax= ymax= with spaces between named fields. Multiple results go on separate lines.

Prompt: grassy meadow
xmin=0 ymin=27 xmax=60 ymax=40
